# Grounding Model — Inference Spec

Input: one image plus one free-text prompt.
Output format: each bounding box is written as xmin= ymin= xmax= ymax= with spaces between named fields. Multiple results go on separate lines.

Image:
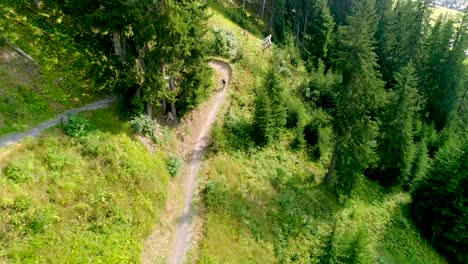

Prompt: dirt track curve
xmin=0 ymin=96 xmax=118 ymax=148
xmin=168 ymin=60 xmax=231 ymax=264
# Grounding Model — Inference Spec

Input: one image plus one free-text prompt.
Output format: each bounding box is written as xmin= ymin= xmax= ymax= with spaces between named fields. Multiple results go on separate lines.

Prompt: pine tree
xmin=416 ymin=13 xmax=466 ymax=129
xmin=376 ymin=0 xmax=431 ymax=84
xmin=253 ymin=86 xmax=272 ymax=146
xmin=328 ymin=0 xmax=353 ymax=25
xmin=303 ymin=0 xmax=335 ymax=68
xmin=408 ymin=138 xmax=430 ymax=191
xmin=411 ymin=117 xmax=468 ymax=263
xmin=253 ymin=67 xmax=287 ymax=146
xmin=376 ymin=64 xmax=420 ymax=187
xmin=324 ymin=0 xmax=386 ymax=195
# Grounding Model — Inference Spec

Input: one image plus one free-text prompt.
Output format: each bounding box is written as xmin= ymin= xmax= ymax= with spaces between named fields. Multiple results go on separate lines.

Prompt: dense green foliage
xmin=199 ymin=8 xmax=450 ymax=263
xmin=63 ymin=116 xmax=96 ymax=139
xmin=411 ymin=116 xmax=468 ymax=263
xmin=130 ymin=114 xmax=159 ymax=143
xmin=57 ymin=0 xmax=213 ymax=119
xmin=213 ymin=28 xmax=239 ymax=59
xmin=327 ymin=0 xmax=386 ymax=195
xmin=376 ymin=65 xmax=420 ymax=187
xmin=253 ymin=67 xmax=287 ymax=146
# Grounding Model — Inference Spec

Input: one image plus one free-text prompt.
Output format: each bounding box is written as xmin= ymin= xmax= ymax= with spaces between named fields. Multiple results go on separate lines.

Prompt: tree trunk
xmin=147 ymin=101 xmax=153 ymax=119
xmin=295 ymin=20 xmax=300 ymax=44
xmin=169 ymin=76 xmax=178 ymax=124
xmin=243 ymin=0 xmax=246 ymax=8
xmin=162 ymin=98 xmax=167 ymax=114
xmin=323 ymin=150 xmax=337 ymax=185
xmin=458 ymin=87 xmax=468 ymax=113
xmin=112 ymin=31 xmax=122 ymax=57
xmin=269 ymin=0 xmax=276 ymax=32
xmin=33 ymin=0 xmax=40 ymax=8
xmin=301 ymin=8 xmax=309 ymax=51
xmin=260 ymin=0 xmax=266 ymax=18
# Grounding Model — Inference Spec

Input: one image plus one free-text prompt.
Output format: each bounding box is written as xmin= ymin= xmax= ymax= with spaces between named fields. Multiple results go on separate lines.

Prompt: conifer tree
xmin=253 ymin=67 xmax=287 ymax=146
xmin=303 ymin=0 xmax=335 ymax=68
xmin=416 ymin=15 xmax=464 ymax=129
xmin=408 ymin=138 xmax=430 ymax=191
xmin=253 ymin=85 xmax=273 ymax=146
xmin=411 ymin=117 xmax=468 ymax=263
xmin=376 ymin=64 xmax=420 ymax=187
xmin=324 ymin=0 xmax=386 ymax=195
xmin=376 ymin=0 xmax=431 ymax=84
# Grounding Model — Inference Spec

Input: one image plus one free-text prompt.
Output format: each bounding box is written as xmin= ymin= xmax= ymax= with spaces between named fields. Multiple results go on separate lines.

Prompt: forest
xmin=0 ymin=0 xmax=466 ymax=263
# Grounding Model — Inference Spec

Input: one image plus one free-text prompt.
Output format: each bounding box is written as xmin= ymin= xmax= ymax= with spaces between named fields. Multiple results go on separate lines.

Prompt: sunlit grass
xmin=0 ymin=107 xmax=169 ymax=262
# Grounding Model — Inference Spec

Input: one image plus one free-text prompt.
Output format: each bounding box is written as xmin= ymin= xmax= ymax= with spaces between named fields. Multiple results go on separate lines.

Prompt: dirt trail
xmin=166 ymin=60 xmax=231 ymax=264
xmin=0 ymin=96 xmax=118 ymax=148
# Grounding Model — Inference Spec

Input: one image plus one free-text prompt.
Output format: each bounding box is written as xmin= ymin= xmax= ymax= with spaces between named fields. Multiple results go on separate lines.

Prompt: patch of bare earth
xmin=142 ymin=62 xmax=230 ymax=264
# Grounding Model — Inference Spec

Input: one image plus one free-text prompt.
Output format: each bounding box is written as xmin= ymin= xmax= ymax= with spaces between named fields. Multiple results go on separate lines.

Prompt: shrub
xmin=130 ymin=115 xmax=159 ymax=143
xmin=4 ymin=164 xmax=33 ymax=183
xmin=167 ymin=155 xmax=183 ymax=177
xmin=213 ymin=28 xmax=238 ymax=59
xmin=63 ymin=116 xmax=96 ymax=138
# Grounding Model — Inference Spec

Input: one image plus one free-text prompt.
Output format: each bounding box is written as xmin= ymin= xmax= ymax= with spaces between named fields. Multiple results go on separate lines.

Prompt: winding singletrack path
xmin=0 ymin=96 xmax=118 ymax=148
xmin=168 ymin=60 xmax=231 ymax=264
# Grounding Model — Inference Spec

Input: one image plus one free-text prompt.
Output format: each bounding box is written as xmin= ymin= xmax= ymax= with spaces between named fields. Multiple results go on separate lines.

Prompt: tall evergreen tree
xmin=411 ymin=116 xmax=468 ymax=263
xmin=376 ymin=64 xmax=420 ymax=187
xmin=303 ymin=0 xmax=335 ymax=68
xmin=328 ymin=0 xmax=353 ymax=25
xmin=416 ymin=15 xmax=464 ymax=129
xmin=376 ymin=0 xmax=431 ymax=84
xmin=253 ymin=67 xmax=287 ymax=146
xmin=324 ymin=0 xmax=386 ymax=195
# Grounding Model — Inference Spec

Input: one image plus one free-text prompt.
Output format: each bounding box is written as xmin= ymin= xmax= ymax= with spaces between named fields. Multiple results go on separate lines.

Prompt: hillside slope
xmin=0 ymin=108 xmax=170 ymax=262
xmin=196 ymin=8 xmax=447 ymax=264
xmin=0 ymin=0 xmax=113 ymax=136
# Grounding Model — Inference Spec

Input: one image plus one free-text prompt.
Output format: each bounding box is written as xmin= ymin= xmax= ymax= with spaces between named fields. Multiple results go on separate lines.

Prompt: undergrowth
xmin=198 ymin=8 xmax=446 ymax=264
xmin=0 ymin=108 xmax=169 ymax=262
xmin=0 ymin=0 xmax=113 ymax=136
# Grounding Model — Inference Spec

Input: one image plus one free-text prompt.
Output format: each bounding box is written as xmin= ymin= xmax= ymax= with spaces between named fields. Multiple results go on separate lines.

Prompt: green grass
xmin=0 ymin=65 xmax=56 ymax=135
xmin=430 ymin=6 xmax=461 ymax=21
xmin=198 ymin=8 xmax=446 ymax=264
xmin=0 ymin=0 xmax=113 ymax=136
xmin=0 ymin=107 xmax=169 ymax=262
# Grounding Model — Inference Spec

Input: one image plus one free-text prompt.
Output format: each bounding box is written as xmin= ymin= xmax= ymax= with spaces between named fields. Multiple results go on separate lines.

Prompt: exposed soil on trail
xmin=141 ymin=61 xmax=231 ymax=264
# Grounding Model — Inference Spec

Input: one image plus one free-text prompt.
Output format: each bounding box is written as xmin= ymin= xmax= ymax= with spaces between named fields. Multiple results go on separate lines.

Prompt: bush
xmin=63 ymin=116 xmax=96 ymax=138
xmin=167 ymin=155 xmax=183 ymax=177
xmin=130 ymin=115 xmax=159 ymax=143
xmin=4 ymin=164 xmax=33 ymax=183
xmin=213 ymin=28 xmax=238 ymax=59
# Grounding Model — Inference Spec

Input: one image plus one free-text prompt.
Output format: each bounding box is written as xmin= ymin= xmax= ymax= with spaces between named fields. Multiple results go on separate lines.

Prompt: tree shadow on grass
xmin=209 ymin=116 xmax=257 ymax=155
xmin=209 ymin=1 xmax=266 ymax=38
xmin=202 ymin=166 xmax=339 ymax=259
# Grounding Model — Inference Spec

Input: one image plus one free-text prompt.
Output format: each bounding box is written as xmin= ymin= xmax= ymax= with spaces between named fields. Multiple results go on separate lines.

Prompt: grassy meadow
xmin=0 ymin=108 xmax=170 ymax=262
